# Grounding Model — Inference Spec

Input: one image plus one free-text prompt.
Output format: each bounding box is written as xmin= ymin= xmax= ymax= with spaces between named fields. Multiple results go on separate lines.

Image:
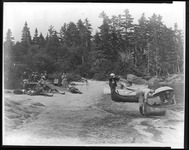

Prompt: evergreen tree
xmin=173 ymin=23 xmax=184 ymax=73
xmin=146 ymin=13 xmax=162 ymax=76
xmin=59 ymin=23 xmax=67 ymax=46
xmin=4 ymin=29 xmax=14 ymax=63
xmin=98 ymin=11 xmax=111 ymax=59
xmin=65 ymin=22 xmax=80 ymax=47
xmin=4 ymin=29 xmax=15 ymax=86
xmin=45 ymin=26 xmax=61 ymax=60
xmin=33 ymin=28 xmax=39 ymax=45
xmin=120 ymin=9 xmax=134 ymax=49
xmin=21 ymin=21 xmax=32 ymax=46
xmin=38 ymin=33 xmax=45 ymax=48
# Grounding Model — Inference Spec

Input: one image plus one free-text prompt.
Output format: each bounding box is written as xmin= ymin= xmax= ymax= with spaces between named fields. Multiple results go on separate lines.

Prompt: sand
xmin=3 ymin=80 xmax=185 ymax=148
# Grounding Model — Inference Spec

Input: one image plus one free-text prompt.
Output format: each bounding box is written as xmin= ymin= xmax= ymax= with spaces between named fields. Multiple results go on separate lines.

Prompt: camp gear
xmin=69 ymin=87 xmax=82 ymax=94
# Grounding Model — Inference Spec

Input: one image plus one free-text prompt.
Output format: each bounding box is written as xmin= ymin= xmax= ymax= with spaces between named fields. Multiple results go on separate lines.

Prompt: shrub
xmin=48 ymin=72 xmax=62 ymax=81
xmin=93 ymin=73 xmax=108 ymax=81
xmin=66 ymin=72 xmax=82 ymax=82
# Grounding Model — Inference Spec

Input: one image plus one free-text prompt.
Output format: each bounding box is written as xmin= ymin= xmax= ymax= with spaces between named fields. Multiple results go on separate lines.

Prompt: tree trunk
xmin=147 ymin=43 xmax=150 ymax=76
xmin=134 ymin=45 xmax=136 ymax=67
xmin=158 ymin=67 xmax=161 ymax=76
xmin=177 ymin=60 xmax=180 ymax=74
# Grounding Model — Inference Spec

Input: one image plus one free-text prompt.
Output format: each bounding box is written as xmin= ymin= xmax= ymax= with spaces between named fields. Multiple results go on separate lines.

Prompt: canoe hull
xmin=140 ymin=104 xmax=166 ymax=116
xmin=111 ymin=88 xmax=139 ymax=103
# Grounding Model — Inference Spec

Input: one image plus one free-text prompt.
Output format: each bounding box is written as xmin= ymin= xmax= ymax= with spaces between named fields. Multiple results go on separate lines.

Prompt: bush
xmin=4 ymin=63 xmax=28 ymax=89
xmin=48 ymin=72 xmax=62 ymax=81
xmin=76 ymin=63 xmax=91 ymax=78
xmin=93 ymin=73 xmax=108 ymax=81
xmin=48 ymin=72 xmax=82 ymax=84
xmin=66 ymin=72 xmax=82 ymax=82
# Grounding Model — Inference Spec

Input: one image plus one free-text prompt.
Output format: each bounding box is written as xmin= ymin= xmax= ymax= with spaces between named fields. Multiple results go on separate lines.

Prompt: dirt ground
xmin=3 ymin=80 xmax=185 ymax=148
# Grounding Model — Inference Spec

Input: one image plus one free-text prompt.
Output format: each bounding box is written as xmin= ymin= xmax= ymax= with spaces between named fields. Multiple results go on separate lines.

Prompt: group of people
xmin=21 ymin=70 xmax=51 ymax=96
xmin=23 ymin=71 xmax=48 ymax=83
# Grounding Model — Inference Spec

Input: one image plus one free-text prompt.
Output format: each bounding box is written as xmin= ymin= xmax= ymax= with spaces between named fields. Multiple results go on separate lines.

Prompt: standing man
xmin=22 ymin=71 xmax=29 ymax=91
xmin=109 ymin=73 xmax=120 ymax=88
xmin=31 ymin=72 xmax=35 ymax=82
xmin=23 ymin=71 xmax=29 ymax=81
xmin=43 ymin=71 xmax=48 ymax=81
xmin=61 ymin=72 xmax=69 ymax=88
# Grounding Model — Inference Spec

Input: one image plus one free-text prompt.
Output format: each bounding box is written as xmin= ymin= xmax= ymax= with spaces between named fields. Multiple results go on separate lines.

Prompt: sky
xmin=3 ymin=2 xmax=185 ymax=42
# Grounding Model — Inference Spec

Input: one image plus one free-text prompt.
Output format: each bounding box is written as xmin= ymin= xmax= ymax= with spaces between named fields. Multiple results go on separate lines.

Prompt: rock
xmin=11 ymin=118 xmax=23 ymax=126
xmin=31 ymin=102 xmax=45 ymax=107
xmin=5 ymin=112 xmax=22 ymax=119
xmin=4 ymin=100 xmax=21 ymax=108
xmin=4 ymin=91 xmax=12 ymax=94
xmin=161 ymin=74 xmax=184 ymax=84
xmin=22 ymin=107 xmax=33 ymax=114
xmin=21 ymin=113 xmax=31 ymax=119
xmin=158 ymin=82 xmax=168 ymax=86
xmin=127 ymin=74 xmax=148 ymax=85
xmin=166 ymin=74 xmax=180 ymax=82
xmin=148 ymin=77 xmax=162 ymax=84
xmin=8 ymin=107 xmax=29 ymax=117
xmin=4 ymin=101 xmax=13 ymax=107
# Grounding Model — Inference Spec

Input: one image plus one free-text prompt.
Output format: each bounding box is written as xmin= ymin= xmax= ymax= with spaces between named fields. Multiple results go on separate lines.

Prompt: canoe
xmin=109 ymin=81 xmax=176 ymax=116
xmin=109 ymin=82 xmax=139 ymax=103
xmin=103 ymin=85 xmax=141 ymax=95
xmin=140 ymin=87 xmax=176 ymax=116
xmin=139 ymin=95 xmax=176 ymax=116
xmin=110 ymin=81 xmax=177 ymax=116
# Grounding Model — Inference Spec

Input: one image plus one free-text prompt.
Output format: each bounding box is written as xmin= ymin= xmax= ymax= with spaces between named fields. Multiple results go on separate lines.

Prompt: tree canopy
xmin=4 ymin=10 xmax=184 ymax=86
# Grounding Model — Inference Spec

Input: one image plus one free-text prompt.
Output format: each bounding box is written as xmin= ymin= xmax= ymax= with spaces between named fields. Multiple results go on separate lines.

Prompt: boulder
xmin=127 ymin=74 xmax=148 ymax=85
xmin=148 ymin=77 xmax=162 ymax=83
xmin=166 ymin=74 xmax=184 ymax=84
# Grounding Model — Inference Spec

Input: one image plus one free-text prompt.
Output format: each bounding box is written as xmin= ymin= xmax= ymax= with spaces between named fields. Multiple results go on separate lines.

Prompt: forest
xmin=4 ymin=9 xmax=184 ymax=88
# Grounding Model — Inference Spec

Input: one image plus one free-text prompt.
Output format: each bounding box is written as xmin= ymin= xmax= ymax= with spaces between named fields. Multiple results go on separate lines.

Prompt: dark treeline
xmin=4 ymin=10 xmax=184 ymax=88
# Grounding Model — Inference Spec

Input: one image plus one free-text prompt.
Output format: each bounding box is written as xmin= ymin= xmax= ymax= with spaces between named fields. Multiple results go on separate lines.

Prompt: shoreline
xmin=3 ymin=80 xmax=184 ymax=148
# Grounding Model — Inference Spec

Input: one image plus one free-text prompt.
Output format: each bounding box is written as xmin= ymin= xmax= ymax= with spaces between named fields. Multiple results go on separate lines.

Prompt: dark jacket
xmin=109 ymin=76 xmax=120 ymax=87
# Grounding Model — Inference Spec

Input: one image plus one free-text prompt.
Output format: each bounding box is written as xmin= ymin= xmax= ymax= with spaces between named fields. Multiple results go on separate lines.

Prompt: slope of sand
xmin=3 ymin=80 xmax=184 ymax=148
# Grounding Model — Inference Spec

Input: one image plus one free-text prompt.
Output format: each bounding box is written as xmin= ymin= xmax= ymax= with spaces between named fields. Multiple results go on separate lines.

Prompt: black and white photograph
xmin=3 ymin=2 xmax=186 ymax=148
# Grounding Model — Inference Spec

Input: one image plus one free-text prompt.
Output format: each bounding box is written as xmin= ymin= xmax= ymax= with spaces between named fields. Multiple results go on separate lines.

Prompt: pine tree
xmin=38 ymin=33 xmax=45 ymax=48
xmin=84 ymin=18 xmax=92 ymax=48
xmin=4 ymin=29 xmax=14 ymax=64
xmin=33 ymin=28 xmax=39 ymax=45
xmin=121 ymin=9 xmax=134 ymax=48
xmin=21 ymin=22 xmax=32 ymax=46
xmin=63 ymin=22 xmax=80 ymax=47
xmin=59 ymin=23 xmax=67 ymax=46
xmin=98 ymin=11 xmax=111 ymax=59
xmin=173 ymin=23 xmax=184 ymax=73
xmin=45 ymin=26 xmax=61 ymax=60
xmin=130 ymin=13 xmax=148 ymax=70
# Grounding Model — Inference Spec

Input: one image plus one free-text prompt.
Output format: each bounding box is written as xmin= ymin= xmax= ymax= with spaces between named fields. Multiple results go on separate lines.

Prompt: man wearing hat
xmin=109 ymin=73 xmax=120 ymax=88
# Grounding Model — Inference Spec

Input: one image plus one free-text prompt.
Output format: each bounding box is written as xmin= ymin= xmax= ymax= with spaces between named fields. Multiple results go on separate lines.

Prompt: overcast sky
xmin=3 ymin=2 xmax=185 ymax=42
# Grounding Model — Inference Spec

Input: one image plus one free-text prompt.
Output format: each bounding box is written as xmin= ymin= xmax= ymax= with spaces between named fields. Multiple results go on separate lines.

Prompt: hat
xmin=23 ymin=79 xmax=27 ymax=82
xmin=110 ymin=73 xmax=115 ymax=77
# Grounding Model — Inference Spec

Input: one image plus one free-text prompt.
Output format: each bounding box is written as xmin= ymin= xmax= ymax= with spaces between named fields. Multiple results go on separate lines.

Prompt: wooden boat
xmin=139 ymin=86 xmax=176 ymax=116
xmin=109 ymin=81 xmax=176 ymax=116
xmin=109 ymin=81 xmax=139 ymax=103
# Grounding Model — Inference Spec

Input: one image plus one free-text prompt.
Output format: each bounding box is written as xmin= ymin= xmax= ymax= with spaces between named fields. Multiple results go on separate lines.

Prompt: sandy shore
xmin=3 ymin=80 xmax=185 ymax=148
